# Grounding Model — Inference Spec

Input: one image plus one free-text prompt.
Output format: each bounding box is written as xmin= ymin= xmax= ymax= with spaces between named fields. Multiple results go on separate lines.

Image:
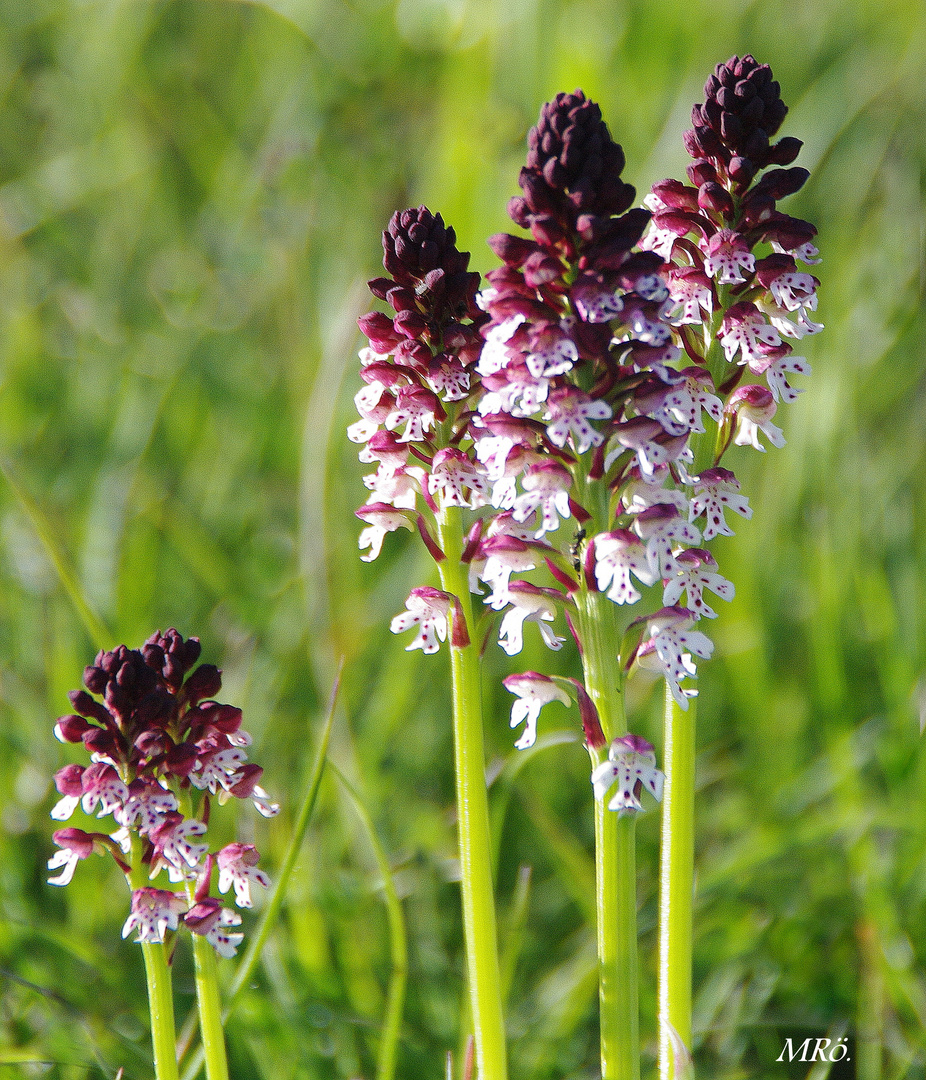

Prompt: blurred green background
xmin=0 ymin=1 xmax=923 ymax=1077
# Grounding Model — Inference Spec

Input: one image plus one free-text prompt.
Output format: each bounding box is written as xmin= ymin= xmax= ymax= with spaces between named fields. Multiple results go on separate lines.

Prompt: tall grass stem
xmin=330 ymin=761 xmax=408 ymax=1080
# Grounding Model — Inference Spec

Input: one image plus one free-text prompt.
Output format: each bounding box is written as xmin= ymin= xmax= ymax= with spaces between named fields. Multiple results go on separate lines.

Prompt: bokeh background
xmin=0 ymin=1 xmax=924 ymax=1077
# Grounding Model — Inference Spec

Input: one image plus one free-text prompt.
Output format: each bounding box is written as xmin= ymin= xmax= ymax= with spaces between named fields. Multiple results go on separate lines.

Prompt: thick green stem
xmin=140 ymin=941 xmax=182 ymax=1080
xmin=594 ymin=803 xmax=640 ymax=1080
xmin=188 ymin=932 xmax=230 ymax=1080
xmin=128 ymin=843 xmax=180 ymax=1080
xmin=580 ymin=589 xmax=640 ymax=1080
xmin=435 ymin=510 xmax=508 ymax=1080
xmin=658 ymin=684 xmax=696 ymax=1079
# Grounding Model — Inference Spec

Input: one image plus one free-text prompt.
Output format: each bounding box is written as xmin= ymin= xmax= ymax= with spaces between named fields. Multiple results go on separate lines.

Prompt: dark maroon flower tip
xmin=687 ymin=55 xmax=792 ymax=180
xmin=182 ymin=663 xmax=223 ymax=706
xmin=380 ymin=207 xmax=481 ymax=319
xmin=516 ymin=91 xmax=636 ymax=227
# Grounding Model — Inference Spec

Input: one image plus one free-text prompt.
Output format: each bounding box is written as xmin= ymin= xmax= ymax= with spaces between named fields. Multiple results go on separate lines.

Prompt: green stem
xmin=188 ymin=932 xmax=230 ymax=1080
xmin=435 ymin=510 xmax=508 ymax=1080
xmin=580 ymin=589 xmax=640 ymax=1080
xmin=139 ymin=941 xmax=181 ymax=1080
xmin=657 ymin=684 xmax=696 ymax=1079
xmin=128 ymin=843 xmax=180 ymax=1080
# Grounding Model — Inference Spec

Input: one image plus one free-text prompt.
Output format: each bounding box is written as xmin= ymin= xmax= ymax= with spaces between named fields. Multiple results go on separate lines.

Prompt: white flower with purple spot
xmin=720 ymin=305 xmax=782 ymax=365
xmin=428 ymin=448 xmax=490 ymax=509
xmin=702 ymin=229 xmax=755 ymax=283
xmin=122 ymin=888 xmax=187 ymax=944
xmin=355 ymin=503 xmax=415 ymax=563
xmin=390 ymin=587 xmax=452 ymax=654
xmin=762 ymin=354 xmax=812 ymax=403
xmin=729 ymin=385 xmax=785 ymax=452
xmin=47 ymin=828 xmax=97 ymax=886
xmin=544 ymin=386 xmax=612 ymax=454
xmin=662 ymin=549 xmax=735 ymax=619
xmin=690 ymin=469 xmax=752 ymax=541
xmin=217 ymin=843 xmax=271 ymax=908
xmin=635 ymin=607 xmax=714 ymax=709
xmin=632 ymin=505 xmax=701 ymax=579
xmin=477 ymin=314 xmax=525 ymax=375
xmin=497 ymin=582 xmax=566 ymax=656
xmin=591 ymin=735 xmax=665 ymax=814
xmin=80 ymin=763 xmax=129 ymax=819
xmin=503 ymin=672 xmax=571 ymax=750
xmin=512 ymin=461 xmax=573 ymax=538
xmin=592 ymin=531 xmax=658 ymax=606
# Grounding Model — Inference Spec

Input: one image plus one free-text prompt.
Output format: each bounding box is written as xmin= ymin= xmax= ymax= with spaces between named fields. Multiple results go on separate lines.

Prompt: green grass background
xmin=0 ymin=1 xmax=923 ymax=1077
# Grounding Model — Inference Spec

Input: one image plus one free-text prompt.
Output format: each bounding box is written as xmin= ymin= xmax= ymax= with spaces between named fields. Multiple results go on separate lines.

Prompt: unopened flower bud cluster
xmin=48 ymin=629 xmax=276 ymax=957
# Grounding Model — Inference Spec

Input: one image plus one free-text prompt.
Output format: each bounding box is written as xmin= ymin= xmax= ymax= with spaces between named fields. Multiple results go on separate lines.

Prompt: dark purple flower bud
xmin=697 ymin=182 xmax=735 ymax=217
xmin=528 ymin=215 xmax=569 ymax=251
xmin=487 ymin=233 xmax=545 ymax=268
xmin=194 ymin=703 xmax=243 ymax=735
xmin=144 ymin=629 xmax=202 ymax=686
xmin=653 ymin=209 xmax=708 ymax=239
xmin=523 ymin=251 xmax=565 ymax=287
xmin=367 ymin=276 xmax=394 ymax=301
xmin=686 ymin=161 xmax=718 ymax=187
xmin=358 ymin=311 xmax=403 ymax=353
xmin=227 ymin=763 xmax=263 ymax=799
xmin=766 ymin=137 xmax=803 ymax=166
xmin=54 ymin=714 xmax=94 ymax=743
xmin=651 ymin=179 xmax=699 ymax=212
xmin=164 ymin=742 xmax=198 ymax=777
xmin=67 ymin=689 xmax=114 ymax=727
xmin=183 ymin=896 xmax=223 ymax=934
xmin=393 ymin=309 xmax=430 ymax=339
xmin=516 ymin=91 xmax=635 ymax=225
xmin=393 ymin=339 xmax=434 ymax=371
xmin=753 ymin=252 xmax=797 ymax=286
xmin=134 ymin=727 xmax=171 ymax=758
xmin=727 ymin=156 xmax=756 ymax=185
xmin=749 ymin=166 xmax=809 ymax=202
xmin=687 ymin=56 xmax=790 ymax=180
xmin=82 ymin=726 xmax=121 ymax=758
xmin=54 ymin=764 xmax=86 ymax=796
xmin=182 ymin=663 xmax=223 ymax=706
xmin=381 ymin=207 xmax=481 ymax=318
xmin=385 ymin=286 xmax=418 ymax=314
xmin=758 ymin=213 xmax=818 ymax=251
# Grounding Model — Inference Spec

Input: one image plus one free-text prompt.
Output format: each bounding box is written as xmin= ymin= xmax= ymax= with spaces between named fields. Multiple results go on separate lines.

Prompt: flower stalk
xmin=139 ymin=941 xmax=182 ymax=1080
xmin=657 ymin=688 xmax=696 ymax=1078
xmin=128 ymin=840 xmax=181 ymax=1080
xmin=437 ymin=509 xmax=509 ymax=1080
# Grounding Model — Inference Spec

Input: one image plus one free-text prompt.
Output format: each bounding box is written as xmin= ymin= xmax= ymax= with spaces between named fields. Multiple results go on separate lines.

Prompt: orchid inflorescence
xmin=48 ymin=629 xmax=276 ymax=957
xmin=350 ymin=55 xmax=819 ymax=807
